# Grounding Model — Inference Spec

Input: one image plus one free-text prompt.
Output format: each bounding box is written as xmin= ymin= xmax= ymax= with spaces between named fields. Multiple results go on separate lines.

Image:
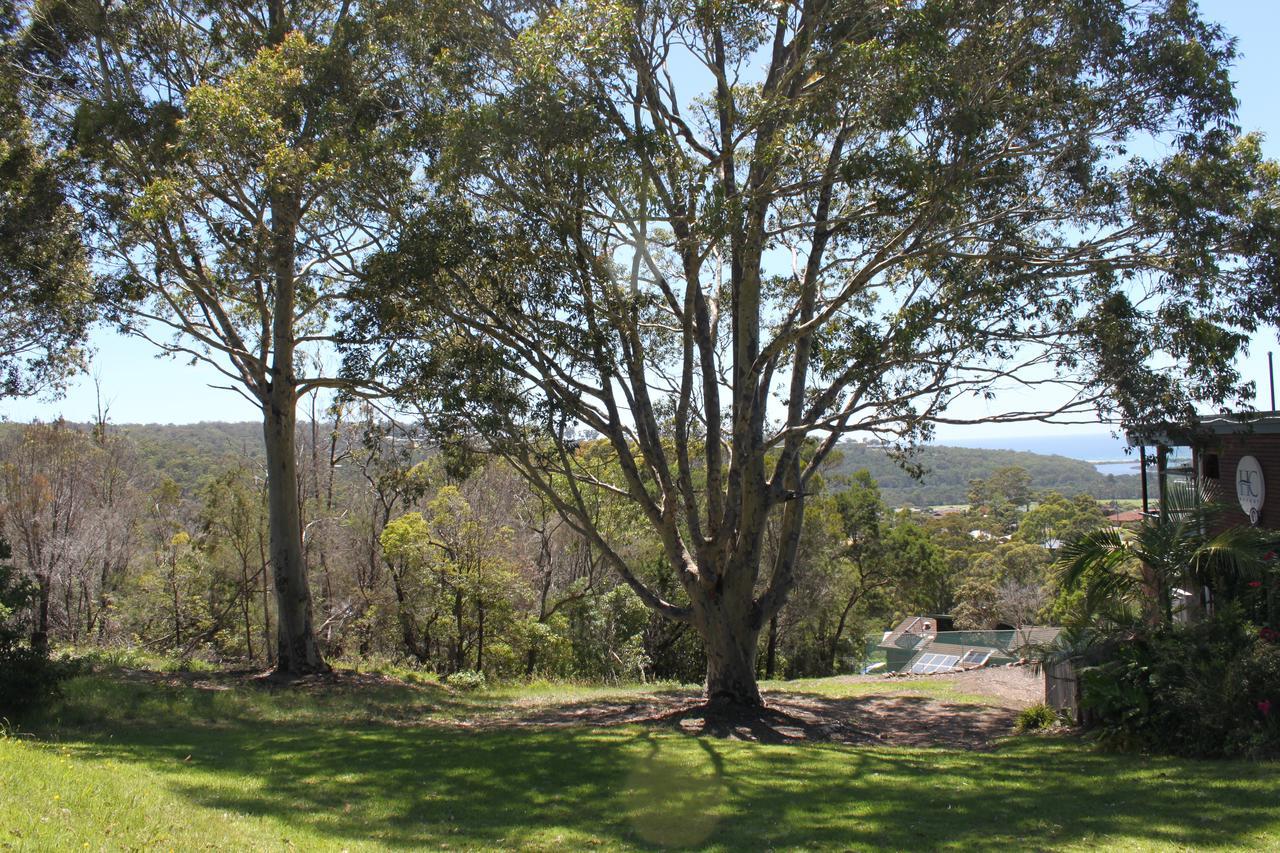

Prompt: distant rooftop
xmin=1107 ymin=509 xmax=1146 ymax=523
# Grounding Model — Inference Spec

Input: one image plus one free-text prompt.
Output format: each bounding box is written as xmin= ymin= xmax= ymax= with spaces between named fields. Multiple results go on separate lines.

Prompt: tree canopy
xmin=349 ymin=0 xmax=1280 ymax=704
xmin=0 ymin=1 xmax=93 ymax=399
xmin=19 ymin=0 xmax=480 ymax=673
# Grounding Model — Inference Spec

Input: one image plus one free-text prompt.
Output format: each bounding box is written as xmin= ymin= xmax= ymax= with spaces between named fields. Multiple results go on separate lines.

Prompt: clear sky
xmin=3 ymin=0 xmax=1278 ymax=441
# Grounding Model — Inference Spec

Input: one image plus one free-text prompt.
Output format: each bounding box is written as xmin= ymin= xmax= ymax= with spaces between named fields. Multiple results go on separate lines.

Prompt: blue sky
xmin=3 ymin=0 xmax=1278 ymax=441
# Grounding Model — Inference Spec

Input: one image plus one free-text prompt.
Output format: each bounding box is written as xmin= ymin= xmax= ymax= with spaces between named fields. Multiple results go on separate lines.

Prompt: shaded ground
xmin=107 ymin=662 xmax=1042 ymax=750
xmin=460 ymin=666 xmax=1043 ymax=750
xmin=10 ymin=666 xmax=1280 ymax=850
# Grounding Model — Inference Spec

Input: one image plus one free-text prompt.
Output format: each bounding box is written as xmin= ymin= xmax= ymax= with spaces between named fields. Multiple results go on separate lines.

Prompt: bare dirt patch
xmin=861 ymin=664 xmax=1046 ymax=708
xmin=109 ymin=662 xmax=1045 ymax=750
xmin=471 ymin=692 xmax=1019 ymax=749
xmin=463 ymin=665 xmax=1045 ymax=750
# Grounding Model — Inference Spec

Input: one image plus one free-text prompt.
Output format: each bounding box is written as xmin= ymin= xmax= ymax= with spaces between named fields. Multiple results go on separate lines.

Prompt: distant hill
xmin=0 ymin=421 xmax=1142 ymax=506
xmin=0 ymin=420 xmax=265 ymax=494
xmin=823 ymin=441 xmax=1141 ymax=507
xmin=117 ymin=422 xmax=266 ymax=489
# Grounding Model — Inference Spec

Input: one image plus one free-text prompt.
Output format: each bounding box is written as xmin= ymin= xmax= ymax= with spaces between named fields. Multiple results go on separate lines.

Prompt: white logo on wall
xmin=1236 ymin=455 xmax=1265 ymax=526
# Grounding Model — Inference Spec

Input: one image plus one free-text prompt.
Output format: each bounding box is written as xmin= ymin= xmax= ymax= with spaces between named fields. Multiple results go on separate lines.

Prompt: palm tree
xmin=1055 ymin=480 xmax=1270 ymax=627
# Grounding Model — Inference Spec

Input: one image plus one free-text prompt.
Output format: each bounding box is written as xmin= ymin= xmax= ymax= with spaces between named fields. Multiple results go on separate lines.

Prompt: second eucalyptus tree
xmin=23 ymin=0 xmax=478 ymax=673
xmin=358 ymin=0 xmax=1280 ymax=705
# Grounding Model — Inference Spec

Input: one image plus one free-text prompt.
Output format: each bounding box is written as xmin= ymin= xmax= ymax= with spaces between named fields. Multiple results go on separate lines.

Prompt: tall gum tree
xmin=22 ymin=0 xmax=475 ymax=673
xmin=359 ymin=0 xmax=1280 ymax=706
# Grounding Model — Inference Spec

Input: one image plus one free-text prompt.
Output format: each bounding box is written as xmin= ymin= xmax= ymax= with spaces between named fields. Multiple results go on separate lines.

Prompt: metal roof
xmin=1127 ymin=411 xmax=1280 ymax=446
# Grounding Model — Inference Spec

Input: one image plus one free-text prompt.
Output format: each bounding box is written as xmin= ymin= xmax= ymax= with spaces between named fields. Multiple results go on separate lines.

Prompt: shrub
xmin=444 ymin=669 xmax=487 ymax=691
xmin=1079 ymin=609 xmax=1280 ymax=758
xmin=0 ymin=547 xmax=75 ymax=719
xmin=0 ymin=646 xmax=76 ymax=719
xmin=72 ymin=646 xmax=217 ymax=674
xmin=1015 ymin=703 xmax=1059 ymax=732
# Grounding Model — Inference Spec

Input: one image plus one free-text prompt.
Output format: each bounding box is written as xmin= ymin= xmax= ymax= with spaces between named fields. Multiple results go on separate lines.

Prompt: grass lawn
xmin=3 ymin=669 xmax=1279 ymax=851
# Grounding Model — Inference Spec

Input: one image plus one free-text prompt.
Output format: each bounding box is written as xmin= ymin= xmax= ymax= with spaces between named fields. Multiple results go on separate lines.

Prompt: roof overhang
xmin=1126 ymin=411 xmax=1280 ymax=447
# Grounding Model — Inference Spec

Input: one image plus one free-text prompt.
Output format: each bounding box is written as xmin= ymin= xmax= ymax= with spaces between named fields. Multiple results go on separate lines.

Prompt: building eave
xmin=1126 ymin=411 xmax=1280 ymax=446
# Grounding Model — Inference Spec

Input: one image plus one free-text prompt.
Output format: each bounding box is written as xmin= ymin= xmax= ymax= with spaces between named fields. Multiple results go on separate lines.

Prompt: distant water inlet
xmin=932 ymin=432 xmax=1143 ymax=476
xmin=1093 ymin=460 xmax=1143 ymax=476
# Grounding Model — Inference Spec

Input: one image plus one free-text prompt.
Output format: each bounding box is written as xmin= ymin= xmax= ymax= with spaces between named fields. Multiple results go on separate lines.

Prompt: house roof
xmin=1127 ymin=411 xmax=1280 ymax=447
xmin=880 ymin=618 xmax=1063 ymax=663
xmin=1107 ymin=509 xmax=1146 ymax=523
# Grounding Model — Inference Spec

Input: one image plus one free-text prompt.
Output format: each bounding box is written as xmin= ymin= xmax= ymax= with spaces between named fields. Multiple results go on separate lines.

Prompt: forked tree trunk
xmin=682 ymin=488 xmax=798 ymax=708
xmin=695 ymin=597 xmax=763 ymax=707
xmin=264 ymin=393 xmax=327 ymax=675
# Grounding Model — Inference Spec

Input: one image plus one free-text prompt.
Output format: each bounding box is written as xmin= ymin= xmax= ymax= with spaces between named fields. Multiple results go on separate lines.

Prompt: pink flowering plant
xmin=1080 ymin=607 xmax=1280 ymax=758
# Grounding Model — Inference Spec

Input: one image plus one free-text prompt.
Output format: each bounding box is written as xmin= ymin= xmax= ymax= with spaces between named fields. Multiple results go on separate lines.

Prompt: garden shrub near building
xmin=1080 ymin=608 xmax=1280 ymax=758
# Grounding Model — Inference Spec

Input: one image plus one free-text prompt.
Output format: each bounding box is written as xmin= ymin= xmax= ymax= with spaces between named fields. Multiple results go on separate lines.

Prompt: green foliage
xmin=555 ymin=585 xmax=655 ymax=682
xmin=1080 ymin=610 xmax=1280 ymax=758
xmin=770 ymin=474 xmax=955 ymax=678
xmin=443 ymin=669 xmax=486 ymax=691
xmin=0 ymin=537 xmax=73 ymax=718
xmin=0 ymin=2 xmax=93 ymax=398
xmin=348 ymin=0 xmax=1280 ymax=706
xmin=1015 ymin=493 xmax=1107 ymax=548
xmin=1055 ymin=480 xmax=1270 ymax=626
xmin=380 ymin=483 xmax=519 ymax=675
xmin=0 ymin=421 xmax=1140 ymax=510
xmin=883 ymin=518 xmax=954 ymax=616
xmin=794 ymin=445 xmax=1135 ymax=509
xmin=954 ymin=542 xmax=1053 ymax=629
xmin=968 ymin=466 xmax=1034 ymax=528
xmin=1015 ymin=702 xmax=1060 ymax=733
xmin=70 ymin=646 xmax=218 ymax=675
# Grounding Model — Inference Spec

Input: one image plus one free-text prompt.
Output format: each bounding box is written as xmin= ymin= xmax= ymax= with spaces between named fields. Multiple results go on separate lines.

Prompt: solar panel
xmin=961 ymin=649 xmax=992 ymax=666
xmin=909 ymin=653 xmax=960 ymax=674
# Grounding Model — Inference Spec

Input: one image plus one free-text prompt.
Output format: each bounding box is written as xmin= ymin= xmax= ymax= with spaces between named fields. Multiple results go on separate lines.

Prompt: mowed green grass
xmin=3 ymin=670 xmax=1279 ymax=851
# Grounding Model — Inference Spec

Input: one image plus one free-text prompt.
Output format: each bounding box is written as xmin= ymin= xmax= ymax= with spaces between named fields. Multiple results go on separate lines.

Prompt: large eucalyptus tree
xmin=358 ymin=0 xmax=1280 ymax=706
xmin=22 ymin=0 xmax=477 ymax=673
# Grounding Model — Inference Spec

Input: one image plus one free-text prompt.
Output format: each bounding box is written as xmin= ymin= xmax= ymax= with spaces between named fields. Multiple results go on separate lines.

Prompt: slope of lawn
xmin=3 ymin=668 xmax=1279 ymax=851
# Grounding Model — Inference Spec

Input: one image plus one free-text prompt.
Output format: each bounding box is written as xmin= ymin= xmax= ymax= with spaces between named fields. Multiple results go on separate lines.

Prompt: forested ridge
xmin=825 ymin=443 xmax=1141 ymax=506
xmin=0 ymin=421 xmax=1140 ymax=506
xmin=0 ymin=421 xmax=262 ymax=493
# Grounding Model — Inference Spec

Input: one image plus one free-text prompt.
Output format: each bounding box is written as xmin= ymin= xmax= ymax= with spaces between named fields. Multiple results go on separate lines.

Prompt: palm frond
xmin=1055 ymin=525 xmax=1127 ymax=590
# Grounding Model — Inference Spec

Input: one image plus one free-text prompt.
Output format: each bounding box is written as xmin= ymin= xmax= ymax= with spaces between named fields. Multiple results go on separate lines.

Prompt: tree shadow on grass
xmin=458 ymin=689 xmax=1018 ymax=750
xmin=760 ymin=692 xmax=1022 ymax=750
xmin=48 ymin=680 xmax=1280 ymax=851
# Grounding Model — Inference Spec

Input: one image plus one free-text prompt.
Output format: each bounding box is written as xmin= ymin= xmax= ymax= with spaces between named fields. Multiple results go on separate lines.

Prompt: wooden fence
xmin=1044 ymin=660 xmax=1082 ymax=724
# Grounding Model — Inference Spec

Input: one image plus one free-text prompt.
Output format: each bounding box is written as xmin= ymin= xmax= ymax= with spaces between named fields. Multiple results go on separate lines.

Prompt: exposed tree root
xmin=647 ymin=698 xmax=882 ymax=745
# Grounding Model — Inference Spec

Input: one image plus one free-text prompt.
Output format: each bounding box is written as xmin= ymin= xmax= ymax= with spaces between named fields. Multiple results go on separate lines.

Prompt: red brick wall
xmin=1199 ymin=433 xmax=1280 ymax=530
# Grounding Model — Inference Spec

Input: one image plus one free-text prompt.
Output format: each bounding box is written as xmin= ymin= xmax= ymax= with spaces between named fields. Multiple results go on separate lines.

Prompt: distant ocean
xmin=933 ymin=432 xmax=1141 ymax=476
